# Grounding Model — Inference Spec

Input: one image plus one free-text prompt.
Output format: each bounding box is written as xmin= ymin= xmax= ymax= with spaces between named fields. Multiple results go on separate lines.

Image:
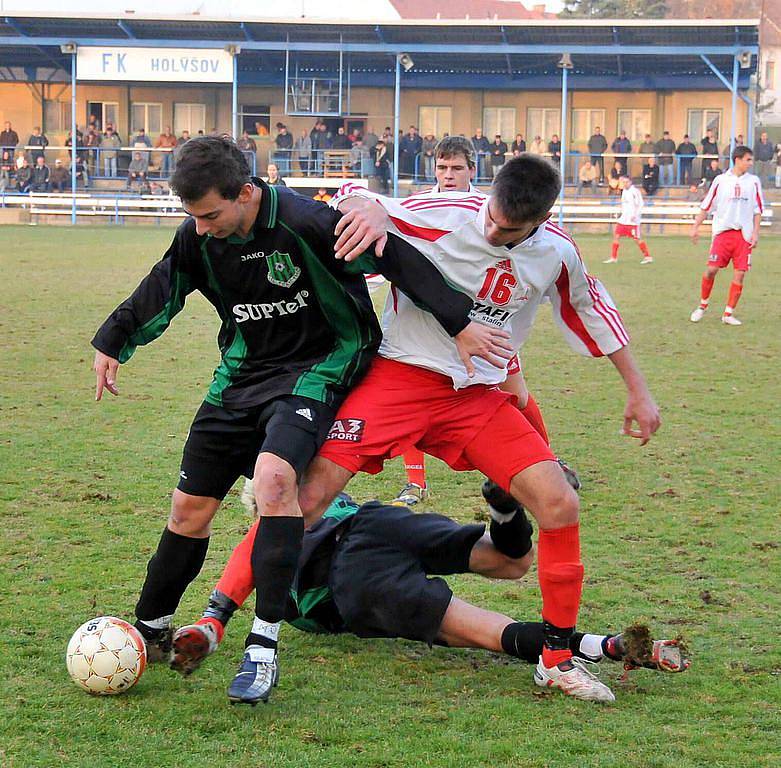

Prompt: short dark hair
xmin=491 ymin=155 xmax=560 ymax=223
xmin=732 ymin=144 xmax=753 ymax=162
xmin=434 ymin=136 xmax=475 ymax=168
xmin=170 ymin=135 xmax=250 ymax=202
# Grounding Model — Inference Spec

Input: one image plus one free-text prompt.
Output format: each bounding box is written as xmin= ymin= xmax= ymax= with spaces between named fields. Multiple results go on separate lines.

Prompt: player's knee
xmin=169 ymin=490 xmax=214 ymax=536
xmin=254 ymin=456 xmax=297 ymax=515
xmin=537 ymin=484 xmax=579 ymax=530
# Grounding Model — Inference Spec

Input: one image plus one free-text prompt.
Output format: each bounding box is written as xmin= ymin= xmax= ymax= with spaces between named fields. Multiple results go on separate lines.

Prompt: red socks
xmin=725 ymin=281 xmax=743 ymax=314
xmin=214 ymin=519 xmax=258 ymax=608
xmin=537 ymin=523 xmax=584 ymax=667
xmin=403 ymin=448 xmax=427 ymax=488
xmin=639 ymin=240 xmax=650 ymax=258
xmin=700 ymin=275 xmax=715 ymax=308
xmin=610 ymin=242 xmax=619 ymax=261
xmin=521 ymin=395 xmax=550 ymax=445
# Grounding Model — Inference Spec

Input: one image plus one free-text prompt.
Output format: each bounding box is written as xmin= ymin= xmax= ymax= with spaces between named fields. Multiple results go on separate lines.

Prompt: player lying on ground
xmin=170 ymin=495 xmax=688 ymax=705
xmin=689 ymin=145 xmax=764 ymax=326
xmin=221 ymin=155 xmax=660 ymax=705
xmin=91 ymin=136 xmax=509 ymax=674
xmin=603 ymin=175 xmax=652 ymax=265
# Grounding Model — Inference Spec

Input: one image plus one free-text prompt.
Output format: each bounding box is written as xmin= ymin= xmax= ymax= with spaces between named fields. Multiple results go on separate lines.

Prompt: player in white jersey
xmin=295 ymin=155 xmax=660 ymax=702
xmin=604 ymin=176 xmax=653 ymax=264
xmin=690 ymin=146 xmax=764 ymax=326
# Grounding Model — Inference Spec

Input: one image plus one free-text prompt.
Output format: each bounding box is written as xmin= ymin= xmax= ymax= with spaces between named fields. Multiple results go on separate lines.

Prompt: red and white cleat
xmin=534 ymin=657 xmax=615 ymax=702
xmin=171 ymin=623 xmax=220 ymax=676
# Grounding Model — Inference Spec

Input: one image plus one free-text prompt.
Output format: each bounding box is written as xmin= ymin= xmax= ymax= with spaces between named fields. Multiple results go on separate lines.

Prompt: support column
xmin=558 ymin=63 xmax=568 ymax=228
xmin=232 ymin=53 xmax=239 ymax=140
xmin=71 ymin=50 xmax=77 ymax=225
xmin=393 ymin=55 xmax=400 ymax=197
xmin=730 ymin=55 xmax=739 ymax=162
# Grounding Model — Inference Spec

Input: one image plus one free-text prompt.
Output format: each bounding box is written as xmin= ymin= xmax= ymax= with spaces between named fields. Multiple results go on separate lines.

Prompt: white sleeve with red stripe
xmin=754 ymin=178 xmax=765 ymax=215
xmin=700 ymin=174 xmax=722 ymax=212
xmin=545 ymin=240 xmax=629 ymax=357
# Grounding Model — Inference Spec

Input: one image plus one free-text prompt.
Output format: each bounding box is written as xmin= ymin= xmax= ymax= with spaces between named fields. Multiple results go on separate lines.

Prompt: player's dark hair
xmin=732 ymin=145 xmax=753 ymax=162
xmin=492 ymin=155 xmax=560 ymax=223
xmin=435 ymin=136 xmax=476 ymax=169
xmin=170 ymin=135 xmax=251 ymax=202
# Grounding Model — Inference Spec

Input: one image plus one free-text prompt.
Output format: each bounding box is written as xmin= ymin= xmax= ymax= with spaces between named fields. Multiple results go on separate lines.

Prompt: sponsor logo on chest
xmin=233 ymin=290 xmax=310 ymax=323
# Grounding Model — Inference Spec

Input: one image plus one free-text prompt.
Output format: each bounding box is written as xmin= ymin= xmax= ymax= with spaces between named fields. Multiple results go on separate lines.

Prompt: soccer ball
xmin=65 ymin=616 xmax=147 ymax=695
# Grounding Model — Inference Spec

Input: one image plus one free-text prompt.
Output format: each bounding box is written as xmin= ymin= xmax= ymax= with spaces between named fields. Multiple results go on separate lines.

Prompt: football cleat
xmin=557 ymin=458 xmax=581 ymax=492
xmin=690 ymin=307 xmax=706 ymax=322
xmin=721 ymin=314 xmax=742 ymax=326
xmin=171 ymin=623 xmax=220 ymax=676
xmin=640 ymin=257 xmax=654 ymax=264
xmin=602 ymin=257 xmax=618 ymax=264
xmin=228 ymin=646 xmax=280 ymax=706
xmin=622 ymin=638 xmax=691 ymax=673
xmin=240 ymin=477 xmax=258 ymax=517
xmin=135 ymin=624 xmax=174 ymax=664
xmin=534 ymin=656 xmax=615 ymax=702
xmin=393 ymin=482 xmax=428 ymax=506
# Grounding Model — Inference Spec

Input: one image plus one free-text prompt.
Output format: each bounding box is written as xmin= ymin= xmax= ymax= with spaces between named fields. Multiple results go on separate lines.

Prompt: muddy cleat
xmin=228 ymin=646 xmax=279 ymax=705
xmin=721 ymin=314 xmax=742 ymax=326
xmin=240 ymin=477 xmax=258 ymax=517
xmin=393 ymin=482 xmax=428 ymax=506
xmin=606 ymin=625 xmax=691 ymax=673
xmin=135 ymin=624 xmax=174 ymax=664
xmin=534 ymin=657 xmax=616 ymax=702
xmin=171 ymin=623 xmax=220 ymax=676
xmin=690 ymin=307 xmax=706 ymax=322
xmin=557 ymin=458 xmax=581 ymax=492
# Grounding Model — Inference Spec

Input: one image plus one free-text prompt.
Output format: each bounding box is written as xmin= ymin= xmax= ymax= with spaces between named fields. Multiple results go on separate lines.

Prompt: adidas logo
xmin=497 ymin=258 xmax=512 ymax=272
xmin=296 ymin=408 xmax=313 ymax=421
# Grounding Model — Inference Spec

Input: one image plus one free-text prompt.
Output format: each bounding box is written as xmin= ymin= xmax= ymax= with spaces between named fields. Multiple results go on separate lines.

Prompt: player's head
xmin=171 ymin=135 xmax=254 ymax=239
xmin=433 ymin=136 xmax=476 ymax=191
xmin=732 ymin=145 xmax=753 ymax=174
xmin=619 ymin=175 xmax=632 ymax=189
xmin=485 ymin=155 xmax=560 ymax=247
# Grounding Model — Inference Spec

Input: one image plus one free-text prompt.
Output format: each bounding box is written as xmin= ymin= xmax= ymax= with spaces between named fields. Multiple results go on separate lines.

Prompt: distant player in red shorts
xmin=604 ymin=176 xmax=652 ymax=265
xmin=690 ymin=146 xmax=764 ymax=326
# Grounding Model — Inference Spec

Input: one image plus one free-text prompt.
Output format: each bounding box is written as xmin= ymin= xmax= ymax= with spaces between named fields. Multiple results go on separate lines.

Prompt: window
xmin=418 ymin=106 xmax=452 ymax=138
xmin=87 ymin=101 xmax=118 ymax=133
xmin=687 ymin=109 xmax=721 ymax=143
xmin=483 ymin=108 xmax=516 ymax=140
xmin=526 ymin=108 xmax=560 ymax=142
xmin=616 ymin=109 xmax=651 ymax=143
xmin=571 ymin=109 xmax=605 ymax=142
xmin=131 ymin=103 xmax=162 ymax=136
xmin=765 ymin=60 xmax=776 ymax=90
xmin=174 ymin=103 xmax=207 ymax=136
xmin=239 ymin=105 xmax=269 ymax=137
xmin=43 ymin=100 xmax=72 ymax=133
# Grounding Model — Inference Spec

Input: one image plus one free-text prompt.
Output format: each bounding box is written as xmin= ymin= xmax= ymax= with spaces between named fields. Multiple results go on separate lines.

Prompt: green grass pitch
xmin=1 ymin=225 xmax=779 ymax=768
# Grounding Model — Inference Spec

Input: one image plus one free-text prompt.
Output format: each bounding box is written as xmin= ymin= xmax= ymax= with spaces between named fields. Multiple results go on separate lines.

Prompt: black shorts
xmin=330 ymin=503 xmax=485 ymax=645
xmin=177 ymin=396 xmax=335 ymax=500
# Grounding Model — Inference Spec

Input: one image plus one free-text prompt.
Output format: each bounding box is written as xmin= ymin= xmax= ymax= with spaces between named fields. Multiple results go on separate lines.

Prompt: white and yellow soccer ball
xmin=65 ymin=616 xmax=147 ymax=695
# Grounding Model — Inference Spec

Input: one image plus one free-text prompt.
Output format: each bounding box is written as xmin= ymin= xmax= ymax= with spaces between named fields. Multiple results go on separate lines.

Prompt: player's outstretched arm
xmin=93 ymin=350 xmax=120 ymax=400
xmin=690 ymin=210 xmax=707 ymax=244
xmin=608 ymin=345 xmax=660 ymax=445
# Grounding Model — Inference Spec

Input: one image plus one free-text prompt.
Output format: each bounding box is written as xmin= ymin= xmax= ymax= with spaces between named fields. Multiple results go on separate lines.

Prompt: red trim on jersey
xmin=389 ymin=215 xmax=452 ymax=241
xmin=755 ymin=181 xmax=764 ymax=213
xmin=400 ymin=200 xmax=483 ymax=214
xmin=555 ymin=264 xmax=603 ymax=356
xmin=401 ymin=194 xmax=485 ymax=209
xmin=391 ymin=284 xmax=399 ymax=313
xmin=701 ymin=177 xmax=719 ymax=211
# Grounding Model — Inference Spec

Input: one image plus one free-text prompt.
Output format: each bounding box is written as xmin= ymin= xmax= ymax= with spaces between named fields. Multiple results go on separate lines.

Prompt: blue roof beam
xmin=117 ymin=21 xmax=135 ymax=39
xmin=240 ymin=22 xmax=254 ymax=42
xmin=612 ymin=26 xmax=623 ymax=78
xmin=701 ymin=53 xmax=736 ymax=92
xmin=500 ymin=26 xmax=513 ymax=77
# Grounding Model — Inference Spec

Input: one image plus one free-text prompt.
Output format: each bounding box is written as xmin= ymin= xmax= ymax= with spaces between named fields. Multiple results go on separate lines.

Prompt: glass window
xmin=131 ymin=103 xmax=162 ymax=135
xmin=174 ymin=103 xmax=207 ymax=136
xmin=239 ymin=105 xmax=269 ymax=137
xmin=483 ymin=108 xmax=516 ymax=140
xmin=527 ymin=108 xmax=560 ymax=142
xmin=687 ymin=109 xmax=721 ymax=143
xmin=571 ymin=109 xmax=605 ymax=142
xmin=616 ymin=109 xmax=651 ymax=143
xmin=87 ymin=102 xmax=118 ymax=133
xmin=43 ymin=100 xmax=73 ymax=133
xmin=418 ymin=106 xmax=452 ymax=138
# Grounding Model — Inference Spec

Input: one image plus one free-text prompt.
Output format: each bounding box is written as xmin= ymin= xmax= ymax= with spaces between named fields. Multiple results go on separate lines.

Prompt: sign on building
xmin=77 ymin=47 xmax=233 ymax=83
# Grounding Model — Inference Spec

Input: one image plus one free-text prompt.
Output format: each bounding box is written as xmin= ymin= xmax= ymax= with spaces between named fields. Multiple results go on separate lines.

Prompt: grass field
xmin=1 ymin=225 xmax=780 ymax=768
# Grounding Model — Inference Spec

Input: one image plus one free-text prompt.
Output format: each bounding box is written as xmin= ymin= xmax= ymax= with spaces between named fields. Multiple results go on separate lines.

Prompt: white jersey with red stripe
xmin=618 ymin=185 xmax=644 ymax=225
xmin=700 ymin=169 xmax=764 ymax=242
xmin=332 ymin=184 xmax=629 ymax=390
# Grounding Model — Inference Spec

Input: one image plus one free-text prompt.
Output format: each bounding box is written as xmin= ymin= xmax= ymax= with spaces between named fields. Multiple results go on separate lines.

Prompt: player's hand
xmin=750 ymin=230 xmax=759 ymax=248
xmin=94 ymin=351 xmax=120 ymax=400
xmin=455 ymin=322 xmax=513 ymax=378
xmin=622 ymin=389 xmax=660 ymax=446
xmin=690 ymin=226 xmax=700 ymax=245
xmin=334 ymin=199 xmax=390 ymax=261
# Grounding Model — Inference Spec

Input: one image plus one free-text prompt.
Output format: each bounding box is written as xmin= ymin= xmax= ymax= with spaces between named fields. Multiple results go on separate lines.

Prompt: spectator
xmin=421 ymin=132 xmax=437 ymax=181
xmin=548 ymin=134 xmax=561 ymax=167
xmin=373 ymin=139 xmax=390 ymax=192
xmin=104 ymin=122 xmax=122 ymax=143
xmin=703 ymin=158 xmax=722 ymax=189
xmin=676 ymin=134 xmax=697 ymax=185
xmin=127 ymin=151 xmax=148 ymax=190
xmin=639 ymin=133 xmax=656 ymax=157
xmin=174 ymin=130 xmax=191 ymax=165
xmin=65 ymin=128 xmax=85 ymax=160
xmin=266 ymin=162 xmax=287 ymax=186
xmin=642 ymin=157 xmax=660 ymax=196
xmin=27 ymin=126 xmax=49 ymax=163
xmin=381 ymin=127 xmax=394 ymax=159
xmin=1 ymin=121 xmax=19 ymax=160
xmin=312 ymin=187 xmax=332 ymax=203
xmin=332 ymin=126 xmax=351 ymax=151
xmin=608 ymin=159 xmax=624 ymax=194
xmin=685 ymin=183 xmax=704 ymax=202
xmin=294 ymin=130 xmax=312 ymax=176
xmin=471 ymin=127 xmax=490 ymax=178
xmin=16 ymin=158 xmax=32 ymax=193
xmin=753 ymin=131 xmax=774 ymax=187
xmin=528 ymin=135 xmax=545 ymax=155
xmin=84 ymin=127 xmax=100 ymax=174
xmin=655 ymin=131 xmax=676 ymax=186
xmin=349 ymin=138 xmax=369 ymax=176
xmin=363 ymin=125 xmax=379 ymax=153
xmin=100 ymin=128 xmax=121 ymax=177
xmin=511 ymin=134 xmax=526 ymax=156
xmin=274 ymin=125 xmax=293 ymax=176
xmin=50 ymin=158 xmax=69 ymax=192
xmin=398 ymin=126 xmax=422 ymax=179
xmin=237 ymin=130 xmax=258 ymax=173
xmin=489 ymin=134 xmax=508 ymax=179
xmin=0 ymin=149 xmax=14 ymax=191
xmin=735 ymin=134 xmax=744 ymax=146
xmin=588 ymin=126 xmax=608 ymax=183
xmin=578 ymin=159 xmax=598 ymax=189
xmin=30 ymin=156 xmax=50 ymax=192
xmin=73 ymin=155 xmax=89 ymax=188
xmin=132 ymin=128 xmax=152 ymax=165
xmin=700 ymin=129 xmax=719 ymax=180
xmin=611 ymin=130 xmax=632 ymax=175
xmin=775 ymin=142 xmax=781 ymax=188
xmin=155 ymin=126 xmax=177 ymax=175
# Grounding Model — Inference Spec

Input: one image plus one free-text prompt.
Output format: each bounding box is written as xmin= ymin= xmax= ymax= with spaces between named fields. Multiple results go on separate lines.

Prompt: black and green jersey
xmin=92 ymin=179 xmax=472 ymax=410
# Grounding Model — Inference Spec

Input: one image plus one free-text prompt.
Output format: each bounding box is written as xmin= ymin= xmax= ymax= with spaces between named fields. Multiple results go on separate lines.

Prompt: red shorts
xmin=319 ymin=357 xmax=555 ymax=490
xmin=708 ymin=229 xmax=752 ymax=271
xmin=615 ymin=223 xmax=639 ymax=239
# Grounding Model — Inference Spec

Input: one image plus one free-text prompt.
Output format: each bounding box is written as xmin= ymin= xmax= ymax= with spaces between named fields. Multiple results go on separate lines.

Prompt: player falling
xmin=689 ymin=145 xmax=764 ymax=326
xmin=604 ymin=175 xmax=652 ymax=265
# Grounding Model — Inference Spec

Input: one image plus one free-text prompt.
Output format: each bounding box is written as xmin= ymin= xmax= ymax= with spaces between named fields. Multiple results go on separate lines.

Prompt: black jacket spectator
xmin=676 ymin=137 xmax=697 ymax=185
xmin=548 ymin=137 xmax=562 ymax=161
xmin=1 ymin=123 xmax=19 ymax=157
xmin=656 ymin=134 xmax=676 ymax=165
xmin=332 ymin=128 xmax=352 ymax=150
xmin=490 ymin=138 xmax=508 ymax=166
xmin=642 ymin=161 xmax=660 ymax=195
xmin=511 ymin=135 xmax=526 ymax=155
xmin=398 ymin=129 xmax=422 ymax=177
xmin=28 ymin=129 xmax=49 ymax=162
